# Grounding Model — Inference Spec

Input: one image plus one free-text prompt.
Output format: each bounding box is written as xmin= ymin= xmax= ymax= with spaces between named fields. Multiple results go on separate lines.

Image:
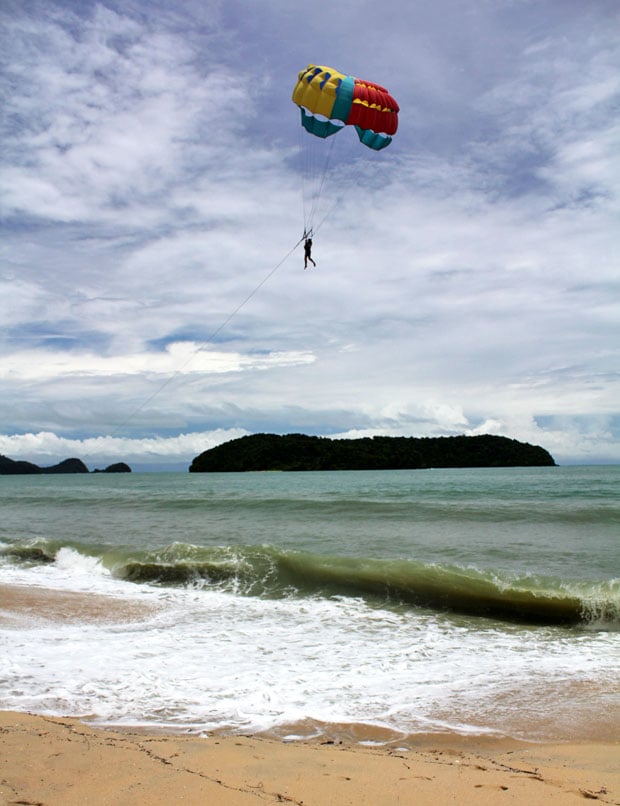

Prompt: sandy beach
xmin=0 ymin=711 xmax=617 ymax=805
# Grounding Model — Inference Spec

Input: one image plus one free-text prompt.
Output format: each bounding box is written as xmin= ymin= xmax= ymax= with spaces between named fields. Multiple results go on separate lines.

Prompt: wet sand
xmin=0 ymin=711 xmax=618 ymax=805
xmin=0 ymin=582 xmax=158 ymax=626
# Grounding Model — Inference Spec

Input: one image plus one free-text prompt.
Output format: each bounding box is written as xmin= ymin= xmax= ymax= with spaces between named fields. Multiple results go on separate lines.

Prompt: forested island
xmin=0 ymin=455 xmax=131 ymax=475
xmin=189 ymin=433 xmax=556 ymax=472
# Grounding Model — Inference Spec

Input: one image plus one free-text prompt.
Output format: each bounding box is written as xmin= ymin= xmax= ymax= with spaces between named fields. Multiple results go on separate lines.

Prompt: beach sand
xmin=0 ymin=583 xmax=158 ymax=626
xmin=0 ymin=711 xmax=617 ymax=805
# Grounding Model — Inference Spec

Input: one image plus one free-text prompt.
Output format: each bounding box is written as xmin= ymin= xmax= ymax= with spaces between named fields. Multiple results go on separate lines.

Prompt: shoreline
xmin=2 ymin=581 xmax=618 ymax=745
xmin=2 ymin=582 xmax=618 ymax=802
xmin=1 ymin=711 xmax=618 ymax=805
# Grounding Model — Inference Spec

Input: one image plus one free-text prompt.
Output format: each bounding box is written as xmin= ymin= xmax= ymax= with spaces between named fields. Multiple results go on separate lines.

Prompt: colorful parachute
xmin=292 ymin=64 xmax=399 ymax=151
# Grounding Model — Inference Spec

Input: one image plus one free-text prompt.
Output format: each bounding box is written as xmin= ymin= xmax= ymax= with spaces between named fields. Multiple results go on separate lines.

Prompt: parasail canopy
xmin=292 ymin=64 xmax=399 ymax=151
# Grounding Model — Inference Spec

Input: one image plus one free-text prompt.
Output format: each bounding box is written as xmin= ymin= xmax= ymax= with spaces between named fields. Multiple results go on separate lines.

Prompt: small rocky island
xmin=189 ymin=433 xmax=556 ymax=472
xmin=0 ymin=455 xmax=131 ymax=474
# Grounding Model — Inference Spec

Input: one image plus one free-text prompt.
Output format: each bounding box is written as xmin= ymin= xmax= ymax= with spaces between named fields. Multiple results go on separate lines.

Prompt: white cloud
xmin=1 ymin=4 xmax=258 ymax=227
xmin=0 ymin=343 xmax=314 ymax=381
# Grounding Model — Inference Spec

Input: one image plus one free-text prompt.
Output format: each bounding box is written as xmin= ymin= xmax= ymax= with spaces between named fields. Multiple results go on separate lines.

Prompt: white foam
xmin=52 ymin=547 xmax=109 ymax=582
xmin=2 ymin=582 xmax=618 ymax=740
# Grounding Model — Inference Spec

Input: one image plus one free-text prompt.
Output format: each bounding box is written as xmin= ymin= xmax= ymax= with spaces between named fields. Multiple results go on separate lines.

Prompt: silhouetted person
xmin=304 ymin=237 xmax=316 ymax=269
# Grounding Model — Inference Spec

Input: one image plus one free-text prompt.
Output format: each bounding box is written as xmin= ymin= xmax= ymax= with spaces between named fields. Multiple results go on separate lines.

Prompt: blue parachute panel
xmin=300 ymin=109 xmax=343 ymax=138
xmin=355 ymin=125 xmax=392 ymax=151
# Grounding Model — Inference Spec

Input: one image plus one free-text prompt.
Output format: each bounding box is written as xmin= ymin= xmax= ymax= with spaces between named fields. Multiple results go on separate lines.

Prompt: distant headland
xmin=0 ymin=455 xmax=131 ymax=475
xmin=189 ymin=433 xmax=556 ymax=472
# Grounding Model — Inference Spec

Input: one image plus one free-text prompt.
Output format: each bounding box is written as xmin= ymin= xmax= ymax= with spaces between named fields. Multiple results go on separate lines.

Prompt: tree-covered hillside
xmin=189 ymin=433 xmax=556 ymax=472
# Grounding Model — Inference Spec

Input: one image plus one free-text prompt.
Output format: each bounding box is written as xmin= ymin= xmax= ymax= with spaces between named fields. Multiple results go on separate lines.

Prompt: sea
xmin=1 ymin=465 xmax=618 ymax=744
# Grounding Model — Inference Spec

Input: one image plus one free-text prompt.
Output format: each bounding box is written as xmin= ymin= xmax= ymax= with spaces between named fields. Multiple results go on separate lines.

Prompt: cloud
xmin=0 ymin=0 xmax=618 ymax=467
xmin=0 ymin=343 xmax=315 ymax=380
xmin=1 ymin=4 xmax=257 ymax=227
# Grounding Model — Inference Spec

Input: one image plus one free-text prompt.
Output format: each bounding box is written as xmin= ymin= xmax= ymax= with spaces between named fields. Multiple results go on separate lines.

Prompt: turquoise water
xmin=1 ymin=466 xmax=618 ymax=740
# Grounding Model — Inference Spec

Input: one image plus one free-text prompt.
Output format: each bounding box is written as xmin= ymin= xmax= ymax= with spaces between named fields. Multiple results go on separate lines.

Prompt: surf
xmin=3 ymin=539 xmax=618 ymax=628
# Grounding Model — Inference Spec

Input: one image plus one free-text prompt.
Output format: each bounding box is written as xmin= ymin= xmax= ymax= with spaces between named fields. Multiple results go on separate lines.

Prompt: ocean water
xmin=1 ymin=465 xmax=618 ymax=743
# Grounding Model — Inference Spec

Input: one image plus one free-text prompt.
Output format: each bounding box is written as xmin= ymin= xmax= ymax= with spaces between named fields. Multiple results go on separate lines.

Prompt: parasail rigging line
xmin=300 ymin=129 xmax=337 ymax=236
xmin=110 ymin=235 xmax=307 ymax=437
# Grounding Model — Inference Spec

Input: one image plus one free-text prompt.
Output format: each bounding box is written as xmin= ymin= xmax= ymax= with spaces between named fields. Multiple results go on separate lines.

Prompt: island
xmin=189 ymin=433 xmax=556 ymax=472
xmin=0 ymin=456 xmax=132 ymax=474
xmin=93 ymin=463 xmax=132 ymax=473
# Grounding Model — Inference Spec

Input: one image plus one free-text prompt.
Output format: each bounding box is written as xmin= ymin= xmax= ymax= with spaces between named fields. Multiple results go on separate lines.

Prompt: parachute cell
xmin=292 ymin=64 xmax=399 ymax=151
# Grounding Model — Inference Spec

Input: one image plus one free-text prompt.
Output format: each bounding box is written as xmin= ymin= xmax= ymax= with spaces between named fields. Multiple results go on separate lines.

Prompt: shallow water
xmin=1 ymin=466 xmax=618 ymax=741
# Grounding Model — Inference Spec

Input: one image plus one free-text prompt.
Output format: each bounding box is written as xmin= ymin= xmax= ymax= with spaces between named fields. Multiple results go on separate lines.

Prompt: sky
xmin=1 ymin=0 xmax=619 ymax=470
